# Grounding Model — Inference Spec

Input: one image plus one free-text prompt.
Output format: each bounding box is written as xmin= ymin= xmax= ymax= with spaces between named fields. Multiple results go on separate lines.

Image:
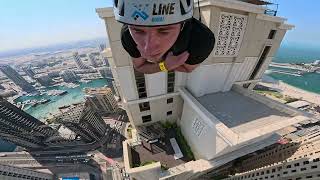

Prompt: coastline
xmin=260 ymin=75 xmax=320 ymax=106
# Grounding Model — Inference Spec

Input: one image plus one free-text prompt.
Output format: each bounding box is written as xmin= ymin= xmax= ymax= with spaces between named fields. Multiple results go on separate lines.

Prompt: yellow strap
xmin=159 ymin=61 xmax=168 ymax=72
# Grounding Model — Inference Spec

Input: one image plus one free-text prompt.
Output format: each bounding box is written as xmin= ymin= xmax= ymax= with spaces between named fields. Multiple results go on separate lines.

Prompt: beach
xmin=260 ymin=76 xmax=320 ymax=106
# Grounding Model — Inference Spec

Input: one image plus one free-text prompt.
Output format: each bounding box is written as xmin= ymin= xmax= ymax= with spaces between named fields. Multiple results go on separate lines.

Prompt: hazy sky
xmin=0 ymin=0 xmax=319 ymax=52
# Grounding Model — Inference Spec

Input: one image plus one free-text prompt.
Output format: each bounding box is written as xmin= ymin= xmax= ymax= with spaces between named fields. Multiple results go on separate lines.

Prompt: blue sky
xmin=0 ymin=0 xmax=319 ymax=52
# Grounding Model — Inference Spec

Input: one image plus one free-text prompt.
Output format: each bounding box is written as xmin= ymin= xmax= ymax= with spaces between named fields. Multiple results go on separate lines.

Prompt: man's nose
xmin=143 ymin=32 xmax=159 ymax=54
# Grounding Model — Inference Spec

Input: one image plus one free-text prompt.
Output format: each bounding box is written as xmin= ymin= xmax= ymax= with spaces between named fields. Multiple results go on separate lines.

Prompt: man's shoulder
xmin=186 ymin=18 xmax=215 ymax=64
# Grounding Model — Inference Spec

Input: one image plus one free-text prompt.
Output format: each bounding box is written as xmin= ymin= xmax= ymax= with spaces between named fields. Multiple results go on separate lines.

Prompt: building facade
xmin=34 ymin=73 xmax=54 ymax=86
xmin=73 ymin=52 xmax=90 ymax=69
xmin=0 ymin=98 xmax=57 ymax=149
xmin=0 ymin=163 xmax=53 ymax=180
xmin=88 ymin=53 xmax=99 ymax=68
xmin=98 ymin=67 xmax=113 ymax=79
xmin=96 ymin=0 xmax=306 ymax=179
xmin=0 ymin=65 xmax=35 ymax=92
xmin=84 ymin=87 xmax=118 ymax=114
xmin=223 ymin=131 xmax=320 ymax=180
xmin=56 ymin=103 xmax=109 ymax=143
xmin=59 ymin=70 xmax=79 ymax=83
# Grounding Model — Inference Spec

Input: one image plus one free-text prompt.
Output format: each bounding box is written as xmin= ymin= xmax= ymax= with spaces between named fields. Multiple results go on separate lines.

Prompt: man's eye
xmin=158 ymin=31 xmax=170 ymax=35
xmin=134 ymin=30 xmax=145 ymax=34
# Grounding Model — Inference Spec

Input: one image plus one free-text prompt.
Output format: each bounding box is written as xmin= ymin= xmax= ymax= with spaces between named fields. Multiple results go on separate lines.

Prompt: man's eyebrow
xmin=131 ymin=27 xmax=144 ymax=31
xmin=157 ymin=27 xmax=175 ymax=31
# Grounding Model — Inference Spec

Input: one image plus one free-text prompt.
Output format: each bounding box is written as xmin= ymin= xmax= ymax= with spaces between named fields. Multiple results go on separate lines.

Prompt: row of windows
xmin=141 ymin=111 xmax=173 ymax=123
xmin=232 ymin=173 xmax=320 ymax=180
xmin=135 ymin=71 xmax=175 ymax=100
xmin=138 ymin=98 xmax=174 ymax=112
xmin=0 ymin=170 xmax=51 ymax=180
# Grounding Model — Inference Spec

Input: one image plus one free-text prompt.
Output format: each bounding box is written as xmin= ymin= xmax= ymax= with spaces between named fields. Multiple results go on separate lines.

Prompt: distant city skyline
xmin=0 ymin=0 xmax=320 ymax=52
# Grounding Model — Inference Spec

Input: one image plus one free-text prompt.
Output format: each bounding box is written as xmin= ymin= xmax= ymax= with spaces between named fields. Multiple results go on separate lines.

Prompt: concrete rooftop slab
xmin=197 ymin=91 xmax=294 ymax=134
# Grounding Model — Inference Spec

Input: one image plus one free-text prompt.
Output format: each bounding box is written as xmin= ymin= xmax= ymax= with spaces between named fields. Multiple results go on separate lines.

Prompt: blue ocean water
xmin=0 ymin=78 xmax=110 ymax=152
xmin=268 ymin=44 xmax=320 ymax=94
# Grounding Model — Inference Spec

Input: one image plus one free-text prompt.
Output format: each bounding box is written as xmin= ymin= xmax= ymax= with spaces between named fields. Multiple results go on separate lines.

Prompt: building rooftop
xmin=130 ymin=123 xmax=192 ymax=168
xmin=197 ymin=90 xmax=293 ymax=134
xmin=84 ymin=86 xmax=112 ymax=95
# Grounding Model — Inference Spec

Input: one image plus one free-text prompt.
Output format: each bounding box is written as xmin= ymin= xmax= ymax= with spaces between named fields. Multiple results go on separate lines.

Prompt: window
xmin=313 ymin=158 xmax=319 ymax=162
xmin=268 ymin=30 xmax=276 ymax=39
xmin=294 ymin=163 xmax=300 ymax=167
xmin=142 ymin=115 xmax=152 ymax=123
xmin=301 ymin=168 xmax=307 ymax=171
xmin=283 ymin=171 xmax=288 ymax=174
xmin=249 ymin=45 xmax=271 ymax=80
xmin=167 ymin=111 xmax=172 ymax=116
xmin=167 ymin=71 xmax=175 ymax=93
xmin=291 ymin=169 xmax=296 ymax=173
xmin=306 ymin=176 xmax=312 ymax=179
xmin=296 ymin=178 xmax=302 ymax=180
xmin=139 ymin=102 xmax=150 ymax=112
xmin=134 ymin=70 xmax=147 ymax=98
xmin=167 ymin=98 xmax=173 ymax=104
xmin=286 ymin=165 xmax=291 ymax=169
xmin=311 ymin=165 xmax=317 ymax=169
xmin=303 ymin=161 xmax=309 ymax=165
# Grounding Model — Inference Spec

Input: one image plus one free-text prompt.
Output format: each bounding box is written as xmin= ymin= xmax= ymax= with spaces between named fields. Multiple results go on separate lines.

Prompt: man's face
xmin=128 ymin=23 xmax=181 ymax=61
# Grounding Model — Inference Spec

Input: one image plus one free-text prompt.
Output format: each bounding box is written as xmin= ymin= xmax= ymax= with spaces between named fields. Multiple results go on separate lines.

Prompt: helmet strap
xmin=198 ymin=0 xmax=202 ymax=22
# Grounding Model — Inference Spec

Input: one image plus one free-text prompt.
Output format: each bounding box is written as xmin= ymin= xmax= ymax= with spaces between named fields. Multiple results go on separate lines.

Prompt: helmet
xmin=113 ymin=0 xmax=193 ymax=26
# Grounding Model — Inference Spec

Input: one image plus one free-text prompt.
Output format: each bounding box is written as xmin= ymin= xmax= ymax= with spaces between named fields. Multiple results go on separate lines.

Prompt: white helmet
xmin=113 ymin=0 xmax=193 ymax=26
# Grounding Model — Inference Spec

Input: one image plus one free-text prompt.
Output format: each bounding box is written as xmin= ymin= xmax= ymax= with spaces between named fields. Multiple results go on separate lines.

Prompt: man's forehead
xmin=129 ymin=24 xmax=180 ymax=30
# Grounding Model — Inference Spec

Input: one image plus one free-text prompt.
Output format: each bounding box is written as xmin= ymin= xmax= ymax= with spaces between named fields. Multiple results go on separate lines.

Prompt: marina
xmin=14 ymin=78 xmax=110 ymax=120
xmin=269 ymin=60 xmax=320 ymax=76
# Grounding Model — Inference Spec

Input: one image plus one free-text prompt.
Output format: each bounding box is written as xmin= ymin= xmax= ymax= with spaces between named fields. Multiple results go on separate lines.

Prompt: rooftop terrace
xmin=129 ymin=123 xmax=192 ymax=169
xmin=197 ymin=90 xmax=294 ymax=134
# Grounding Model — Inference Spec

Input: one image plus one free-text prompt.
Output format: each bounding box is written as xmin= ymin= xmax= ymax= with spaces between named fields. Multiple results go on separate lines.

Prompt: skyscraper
xmin=98 ymin=44 xmax=106 ymax=52
xmin=96 ymin=1 xmax=306 ymax=179
xmin=98 ymin=67 xmax=113 ymax=79
xmin=0 ymin=97 xmax=57 ymax=149
xmin=0 ymin=65 xmax=35 ymax=92
xmin=56 ymin=102 xmax=109 ymax=143
xmin=22 ymin=65 xmax=36 ymax=79
xmin=88 ymin=53 xmax=99 ymax=68
xmin=84 ymin=87 xmax=118 ymax=115
xmin=0 ymin=163 xmax=53 ymax=180
xmin=72 ymin=52 xmax=90 ymax=69
xmin=59 ymin=70 xmax=79 ymax=83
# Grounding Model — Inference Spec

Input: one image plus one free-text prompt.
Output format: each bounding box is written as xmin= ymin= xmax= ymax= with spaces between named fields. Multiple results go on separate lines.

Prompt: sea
xmin=266 ymin=43 xmax=320 ymax=94
xmin=0 ymin=78 xmax=110 ymax=152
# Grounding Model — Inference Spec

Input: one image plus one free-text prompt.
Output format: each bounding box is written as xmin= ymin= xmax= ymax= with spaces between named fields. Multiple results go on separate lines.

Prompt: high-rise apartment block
xmin=0 ymin=65 xmax=35 ymax=92
xmin=73 ymin=52 xmax=90 ymax=69
xmin=97 ymin=0 xmax=309 ymax=179
xmin=56 ymin=103 xmax=109 ymax=143
xmin=88 ymin=53 xmax=99 ymax=68
xmin=0 ymin=163 xmax=53 ymax=180
xmin=0 ymin=98 xmax=57 ymax=149
xmin=84 ymin=87 xmax=118 ymax=114
xmin=59 ymin=70 xmax=79 ymax=83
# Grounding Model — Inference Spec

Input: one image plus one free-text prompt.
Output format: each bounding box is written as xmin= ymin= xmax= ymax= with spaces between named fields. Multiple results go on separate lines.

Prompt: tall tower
xmin=72 ymin=52 xmax=89 ymax=69
xmin=88 ymin=53 xmax=99 ymax=68
xmin=97 ymin=1 xmax=304 ymax=179
xmin=0 ymin=98 xmax=57 ymax=149
xmin=84 ymin=87 xmax=118 ymax=114
xmin=59 ymin=70 xmax=79 ymax=83
xmin=22 ymin=65 xmax=36 ymax=79
xmin=56 ymin=102 xmax=109 ymax=143
xmin=0 ymin=65 xmax=35 ymax=92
